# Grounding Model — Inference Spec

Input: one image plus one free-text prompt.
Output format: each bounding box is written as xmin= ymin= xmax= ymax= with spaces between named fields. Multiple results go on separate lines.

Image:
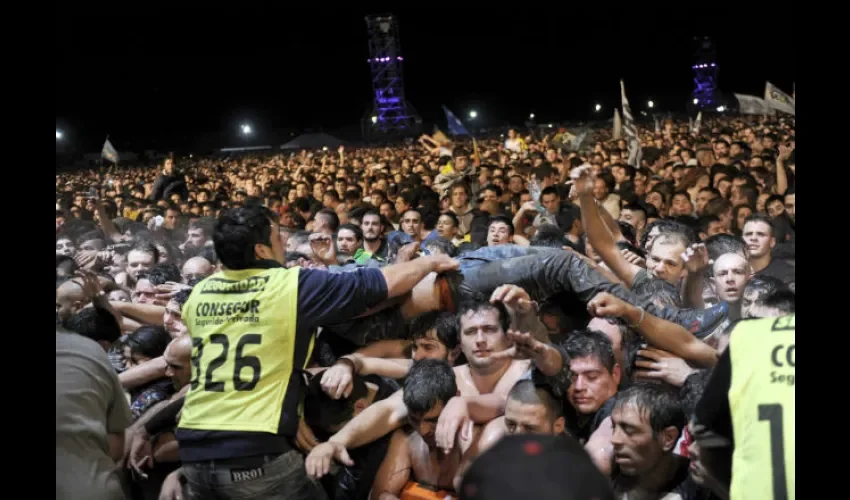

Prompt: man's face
xmin=361 ymin=215 xmax=383 ymax=242
xmin=508 ymin=176 xmax=524 ymax=194
xmin=183 ymin=228 xmax=206 ymax=253
xmin=646 ymin=241 xmax=686 ymax=285
xmin=322 ymin=193 xmax=336 ymax=208
xmin=451 ymin=187 xmax=468 ymax=209
xmin=592 ymin=178 xmax=608 ymax=201
xmin=611 ymin=404 xmax=672 ymax=476
xmin=619 ymin=209 xmax=645 ymax=231
xmin=715 ymin=142 xmax=730 ymax=158
xmin=784 ymin=193 xmax=795 ymax=221
xmin=686 ymin=420 xmax=708 ymax=485
xmin=704 ymin=221 xmax=727 ymax=239
xmin=670 ymin=194 xmax=693 ymax=216
xmin=459 ymin=308 xmax=509 ymax=370
xmin=313 ymin=184 xmax=325 ymax=200
xmin=743 ymin=221 xmax=774 ymax=259
xmin=436 ymin=215 xmax=458 ymax=240
xmin=379 ymin=203 xmax=395 ymax=222
xmin=504 ymin=398 xmax=563 ymax=436
xmin=126 ymin=250 xmax=155 ymax=280
xmin=541 ymin=193 xmax=560 ymax=214
xmin=56 ymin=238 xmax=76 ymax=257
xmin=712 ymin=253 xmax=750 ymax=303
xmin=164 ymin=209 xmax=180 ymax=229
xmin=645 ymin=192 xmax=665 ymax=214
xmin=401 ymin=211 xmax=422 ymax=237
xmin=567 ymin=356 xmax=618 ymax=415
xmin=695 ymin=191 xmax=716 ymax=215
xmin=336 ymin=228 xmax=360 ymax=255
xmin=296 ymin=184 xmax=309 ymax=198
xmin=164 ymin=344 xmax=191 ymax=389
xmin=411 ymin=330 xmax=451 ymax=363
xmin=163 ymin=299 xmax=188 ymax=337
xmin=487 ymin=222 xmax=512 ymax=246
xmin=481 ymin=189 xmax=499 ymax=202
xmin=408 ymin=402 xmax=445 ymax=448
xmin=133 ymin=278 xmax=160 ymax=305
xmin=767 ymin=200 xmax=785 ymax=218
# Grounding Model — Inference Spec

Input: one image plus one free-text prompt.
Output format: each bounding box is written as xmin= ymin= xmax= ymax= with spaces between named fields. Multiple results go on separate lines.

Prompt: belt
xmin=187 ymin=453 xmax=284 ymax=486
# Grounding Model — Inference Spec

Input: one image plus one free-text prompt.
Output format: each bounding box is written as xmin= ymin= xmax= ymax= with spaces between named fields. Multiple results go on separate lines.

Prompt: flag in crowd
xmin=734 ymin=94 xmax=775 ymax=116
xmin=764 ymin=81 xmax=795 ymax=116
xmin=619 ymin=79 xmax=642 ymax=167
xmin=101 ymin=138 xmax=119 ymax=163
xmin=654 ymin=116 xmax=660 ymax=134
xmin=613 ymin=108 xmax=622 ymax=140
xmin=442 ymin=105 xmax=471 ymax=136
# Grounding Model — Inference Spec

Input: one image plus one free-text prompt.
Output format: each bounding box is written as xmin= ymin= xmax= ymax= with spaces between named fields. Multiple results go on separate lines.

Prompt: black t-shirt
xmin=756 ymin=258 xmax=795 ymax=288
xmin=572 ymin=396 xmax=616 ymax=444
xmin=614 ymin=457 xmax=714 ymax=500
xmin=327 ymin=375 xmax=401 ymax=500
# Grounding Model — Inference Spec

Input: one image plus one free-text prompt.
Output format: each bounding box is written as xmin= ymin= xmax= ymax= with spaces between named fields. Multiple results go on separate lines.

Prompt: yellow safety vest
xmin=178 ymin=266 xmax=308 ymax=435
xmin=728 ymin=315 xmax=795 ymax=500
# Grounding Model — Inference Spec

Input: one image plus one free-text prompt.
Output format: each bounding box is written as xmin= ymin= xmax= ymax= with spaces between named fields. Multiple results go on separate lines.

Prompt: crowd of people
xmin=56 ymin=114 xmax=796 ymax=500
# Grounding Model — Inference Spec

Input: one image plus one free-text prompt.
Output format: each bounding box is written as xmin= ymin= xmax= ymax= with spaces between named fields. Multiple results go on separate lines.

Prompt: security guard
xmin=692 ymin=314 xmax=795 ymax=500
xmin=175 ymin=205 xmax=459 ymax=499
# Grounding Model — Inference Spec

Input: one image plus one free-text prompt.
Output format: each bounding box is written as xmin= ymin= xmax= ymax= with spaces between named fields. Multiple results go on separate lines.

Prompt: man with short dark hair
xmin=611 ymin=383 xmax=704 ymax=498
xmin=742 ymin=215 xmax=794 ymax=287
xmin=370 ymin=359 xmax=475 ymax=500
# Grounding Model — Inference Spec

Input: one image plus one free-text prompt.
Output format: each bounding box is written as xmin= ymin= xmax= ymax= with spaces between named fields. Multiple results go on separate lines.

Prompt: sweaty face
xmin=411 ymin=330 xmax=450 ymax=362
xmin=134 ymin=279 xmax=159 ymax=305
xmin=742 ymin=221 xmax=774 ymax=259
xmin=611 ymin=404 xmax=673 ymax=476
xmin=127 ymin=250 xmax=156 ymax=280
xmin=459 ymin=309 xmax=510 ymax=370
xmin=408 ymin=402 xmax=445 ymax=448
xmin=163 ymin=300 xmax=188 ymax=337
xmin=567 ymin=356 xmax=618 ymax=415
xmin=504 ymin=399 xmax=561 ymax=435
xmin=712 ymin=253 xmax=750 ymax=303
xmin=336 ymin=229 xmax=360 ymax=255
xmin=164 ymin=344 xmax=191 ymax=389
xmin=487 ymin=222 xmax=512 ymax=246
xmin=56 ymin=238 xmax=76 ymax=257
xmin=646 ymin=241 xmax=686 ymax=285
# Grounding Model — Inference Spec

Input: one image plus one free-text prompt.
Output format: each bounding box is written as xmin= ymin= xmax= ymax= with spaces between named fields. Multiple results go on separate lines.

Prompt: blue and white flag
xmin=102 ymin=138 xmax=119 ymax=163
xmin=442 ymin=106 xmax=471 ymax=136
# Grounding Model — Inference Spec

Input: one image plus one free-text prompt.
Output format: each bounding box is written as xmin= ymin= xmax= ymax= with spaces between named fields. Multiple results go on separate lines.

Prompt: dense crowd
xmin=56 ymin=115 xmax=795 ymax=500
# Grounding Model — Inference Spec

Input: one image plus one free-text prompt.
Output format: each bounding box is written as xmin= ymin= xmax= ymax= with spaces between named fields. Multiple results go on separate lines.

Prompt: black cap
xmin=459 ymin=435 xmax=614 ymax=500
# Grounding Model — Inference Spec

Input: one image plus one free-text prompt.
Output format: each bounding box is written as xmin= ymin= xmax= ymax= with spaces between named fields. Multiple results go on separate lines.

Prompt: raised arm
xmin=587 ymin=292 xmax=718 ymax=368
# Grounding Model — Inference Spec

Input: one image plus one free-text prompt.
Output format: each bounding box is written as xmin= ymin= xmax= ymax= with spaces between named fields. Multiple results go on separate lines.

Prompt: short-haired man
xmin=611 ymin=383 xmax=705 ymax=498
xmin=370 ymin=359 xmax=476 ymax=499
xmin=742 ymin=215 xmax=794 ymax=287
xmin=305 ymin=290 xmax=566 ymax=481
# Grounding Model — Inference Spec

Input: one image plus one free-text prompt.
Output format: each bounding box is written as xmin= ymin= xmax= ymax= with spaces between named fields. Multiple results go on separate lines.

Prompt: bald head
xmin=712 ymin=252 xmax=751 ymax=303
xmin=56 ymin=280 xmax=86 ymax=323
xmin=182 ymin=256 xmax=213 ymax=281
xmin=164 ymin=335 xmax=193 ymax=389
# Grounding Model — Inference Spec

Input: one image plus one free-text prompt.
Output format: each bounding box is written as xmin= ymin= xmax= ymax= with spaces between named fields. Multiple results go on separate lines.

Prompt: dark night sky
xmin=56 ymin=8 xmax=795 ymax=151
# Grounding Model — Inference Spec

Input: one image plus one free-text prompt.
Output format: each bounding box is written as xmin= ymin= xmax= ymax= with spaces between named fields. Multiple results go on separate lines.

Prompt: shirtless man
xmin=370 ymin=359 xmax=478 ymax=500
xmin=305 ymin=287 xmax=565 ymax=480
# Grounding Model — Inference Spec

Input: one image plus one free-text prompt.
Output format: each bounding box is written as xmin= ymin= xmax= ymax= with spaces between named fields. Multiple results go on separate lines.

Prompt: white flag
xmin=101 ymin=138 xmax=119 ymax=163
xmin=735 ymin=94 xmax=775 ymax=116
xmin=619 ymin=79 xmax=642 ymax=167
xmin=764 ymin=81 xmax=795 ymax=116
xmin=613 ymin=109 xmax=622 ymax=140
xmin=694 ymin=112 xmax=703 ymax=134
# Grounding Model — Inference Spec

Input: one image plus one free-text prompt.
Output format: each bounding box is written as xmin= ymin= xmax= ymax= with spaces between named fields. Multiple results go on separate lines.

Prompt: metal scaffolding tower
xmin=691 ymin=37 xmax=720 ymax=110
xmin=363 ymin=14 xmax=421 ymax=139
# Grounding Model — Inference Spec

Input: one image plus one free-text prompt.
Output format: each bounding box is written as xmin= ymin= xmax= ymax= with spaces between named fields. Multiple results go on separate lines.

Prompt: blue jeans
xmin=183 ymin=450 xmax=327 ymax=500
